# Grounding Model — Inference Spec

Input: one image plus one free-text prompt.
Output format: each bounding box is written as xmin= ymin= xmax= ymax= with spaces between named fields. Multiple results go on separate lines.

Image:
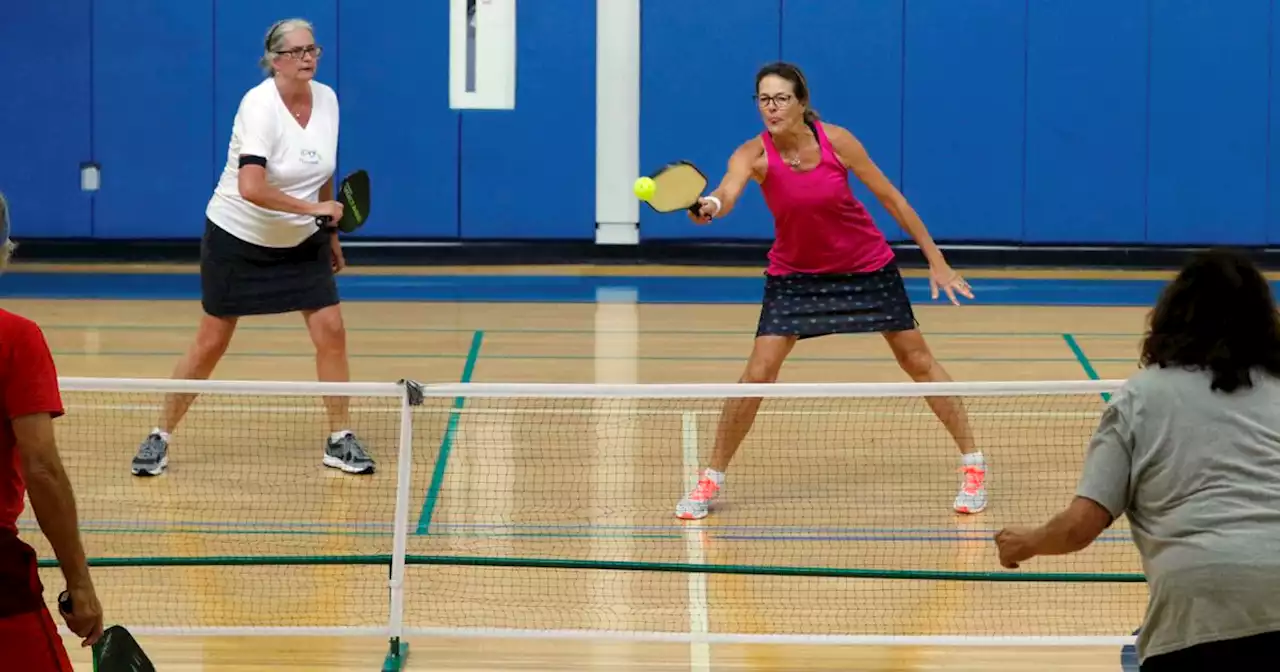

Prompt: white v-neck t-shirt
xmin=206 ymin=78 xmax=339 ymax=248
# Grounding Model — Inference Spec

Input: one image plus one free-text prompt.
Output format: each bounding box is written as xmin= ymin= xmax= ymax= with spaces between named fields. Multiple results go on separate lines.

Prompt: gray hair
xmin=0 ymin=192 xmax=9 ymax=273
xmin=0 ymin=239 xmax=15 ymax=274
xmin=259 ymin=18 xmax=315 ymax=76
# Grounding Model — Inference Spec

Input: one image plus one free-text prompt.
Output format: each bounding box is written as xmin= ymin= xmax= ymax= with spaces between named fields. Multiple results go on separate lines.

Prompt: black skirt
xmin=200 ymin=218 xmax=339 ymax=318
xmin=755 ymin=263 xmax=918 ymax=340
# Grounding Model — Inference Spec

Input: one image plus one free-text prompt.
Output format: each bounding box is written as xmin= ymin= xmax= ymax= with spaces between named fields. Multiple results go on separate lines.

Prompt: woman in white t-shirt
xmin=130 ymin=18 xmax=375 ymax=478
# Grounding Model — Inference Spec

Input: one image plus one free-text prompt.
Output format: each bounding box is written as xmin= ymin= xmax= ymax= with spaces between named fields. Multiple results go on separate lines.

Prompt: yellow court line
xmin=9 ymin=261 xmax=1217 ymax=281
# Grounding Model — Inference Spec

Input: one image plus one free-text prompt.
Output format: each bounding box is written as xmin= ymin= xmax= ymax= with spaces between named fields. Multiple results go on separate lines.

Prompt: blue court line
xmin=17 ymin=518 xmax=1121 ymax=535
xmin=18 ymin=521 xmax=1134 ymax=544
xmin=36 ymin=323 xmax=1149 ymax=339
xmin=1062 ymin=333 xmax=1113 ymax=402
xmin=416 ymin=330 xmax=484 ymax=535
xmin=49 ymin=348 xmax=1115 ymax=365
xmin=0 ymin=271 xmax=1237 ymax=306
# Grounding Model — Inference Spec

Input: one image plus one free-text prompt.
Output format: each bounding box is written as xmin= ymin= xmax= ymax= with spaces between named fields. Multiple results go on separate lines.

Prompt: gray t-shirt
xmin=1077 ymin=366 xmax=1280 ymax=661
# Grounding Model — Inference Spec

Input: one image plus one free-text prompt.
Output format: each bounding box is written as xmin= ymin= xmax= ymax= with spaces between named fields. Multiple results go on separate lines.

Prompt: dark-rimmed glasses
xmin=275 ymin=45 xmax=323 ymax=60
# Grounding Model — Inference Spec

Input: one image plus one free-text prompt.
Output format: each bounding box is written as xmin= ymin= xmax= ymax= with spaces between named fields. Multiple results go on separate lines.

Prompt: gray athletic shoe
xmin=323 ymin=433 xmax=375 ymax=474
xmin=132 ymin=433 xmax=169 ymax=476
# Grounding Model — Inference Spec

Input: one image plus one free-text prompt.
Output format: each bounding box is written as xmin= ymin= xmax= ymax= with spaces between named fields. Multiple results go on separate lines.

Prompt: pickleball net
xmin=31 ymin=377 xmax=1144 ymax=669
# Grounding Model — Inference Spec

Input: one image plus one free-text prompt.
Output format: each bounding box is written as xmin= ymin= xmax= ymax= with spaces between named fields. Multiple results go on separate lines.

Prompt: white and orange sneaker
xmin=953 ymin=463 xmax=987 ymax=514
xmin=676 ymin=474 xmax=721 ymax=520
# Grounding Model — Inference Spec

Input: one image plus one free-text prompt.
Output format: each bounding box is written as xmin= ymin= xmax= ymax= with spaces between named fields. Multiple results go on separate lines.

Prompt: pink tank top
xmin=759 ymin=121 xmax=895 ymax=275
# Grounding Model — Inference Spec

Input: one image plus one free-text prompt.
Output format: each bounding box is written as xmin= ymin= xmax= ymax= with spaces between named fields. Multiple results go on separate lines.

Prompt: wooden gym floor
xmin=0 ymin=263 xmax=1170 ymax=671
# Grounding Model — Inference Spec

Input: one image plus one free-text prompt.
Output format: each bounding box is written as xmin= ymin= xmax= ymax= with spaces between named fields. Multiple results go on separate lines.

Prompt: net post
xmin=384 ymin=379 xmax=424 ymax=671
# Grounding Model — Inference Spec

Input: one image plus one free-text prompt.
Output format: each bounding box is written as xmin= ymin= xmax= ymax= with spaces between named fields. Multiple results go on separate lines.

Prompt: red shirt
xmin=0 ymin=308 xmax=64 ymax=534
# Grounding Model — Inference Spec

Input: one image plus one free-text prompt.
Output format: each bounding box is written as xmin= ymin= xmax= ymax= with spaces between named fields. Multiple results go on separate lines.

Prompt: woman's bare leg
xmin=131 ymin=314 xmax=238 ymax=476
xmin=676 ymin=335 xmax=796 ymax=520
xmin=882 ymin=328 xmax=985 ymax=514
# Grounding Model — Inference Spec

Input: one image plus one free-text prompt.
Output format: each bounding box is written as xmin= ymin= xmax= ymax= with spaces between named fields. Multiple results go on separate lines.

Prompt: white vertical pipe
xmin=595 ymin=0 xmax=641 ymax=244
xmin=387 ymin=388 xmax=414 ymax=642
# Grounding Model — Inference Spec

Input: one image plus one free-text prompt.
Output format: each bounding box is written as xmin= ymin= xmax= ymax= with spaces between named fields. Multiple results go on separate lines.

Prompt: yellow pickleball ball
xmin=633 ymin=176 xmax=656 ymax=201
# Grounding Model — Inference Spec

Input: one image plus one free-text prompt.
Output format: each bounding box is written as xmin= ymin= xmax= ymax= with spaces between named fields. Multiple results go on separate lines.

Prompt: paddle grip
xmin=688 ymin=199 xmax=713 ymax=219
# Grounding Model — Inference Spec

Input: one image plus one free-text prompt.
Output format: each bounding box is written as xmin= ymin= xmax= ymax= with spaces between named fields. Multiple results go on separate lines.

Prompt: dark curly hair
xmin=1141 ymin=248 xmax=1280 ymax=392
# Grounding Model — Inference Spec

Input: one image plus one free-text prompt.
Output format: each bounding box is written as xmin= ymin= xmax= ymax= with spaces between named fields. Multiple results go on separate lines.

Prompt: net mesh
xmin=25 ymin=379 xmax=1145 ymax=642
xmin=406 ymin=392 xmax=1145 ymax=638
xmin=23 ymin=388 xmax=428 ymax=629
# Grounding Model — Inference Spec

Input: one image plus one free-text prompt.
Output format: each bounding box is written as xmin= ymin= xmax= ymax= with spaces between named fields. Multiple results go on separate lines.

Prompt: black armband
xmin=239 ymin=155 xmax=267 ymax=168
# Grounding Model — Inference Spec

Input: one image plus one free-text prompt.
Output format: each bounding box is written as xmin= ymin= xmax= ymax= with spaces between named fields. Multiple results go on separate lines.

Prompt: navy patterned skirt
xmin=755 ymin=263 xmax=918 ymax=340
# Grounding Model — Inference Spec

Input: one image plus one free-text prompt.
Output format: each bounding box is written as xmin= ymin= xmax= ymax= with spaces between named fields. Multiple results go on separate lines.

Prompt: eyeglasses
xmin=275 ymin=45 xmax=323 ymax=60
xmin=756 ymin=93 xmax=795 ymax=109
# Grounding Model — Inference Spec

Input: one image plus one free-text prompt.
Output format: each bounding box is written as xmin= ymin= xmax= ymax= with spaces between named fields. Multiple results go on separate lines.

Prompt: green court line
xmin=34 ymin=553 xmax=1145 ymax=583
xmin=416 ymin=330 xmax=484 ymax=534
xmin=1063 ymin=333 xmax=1112 ymax=402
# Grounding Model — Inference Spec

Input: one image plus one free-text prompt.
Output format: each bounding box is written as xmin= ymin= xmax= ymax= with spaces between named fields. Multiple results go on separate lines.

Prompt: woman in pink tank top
xmin=674 ymin=62 xmax=986 ymax=523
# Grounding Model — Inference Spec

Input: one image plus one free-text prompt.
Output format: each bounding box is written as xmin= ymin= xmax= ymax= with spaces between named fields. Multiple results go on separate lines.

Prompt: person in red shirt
xmin=0 ymin=196 xmax=104 ymax=669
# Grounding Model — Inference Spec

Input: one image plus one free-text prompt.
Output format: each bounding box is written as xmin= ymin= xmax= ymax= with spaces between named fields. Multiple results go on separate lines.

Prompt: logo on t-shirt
xmin=299 ymin=149 xmax=320 ymax=164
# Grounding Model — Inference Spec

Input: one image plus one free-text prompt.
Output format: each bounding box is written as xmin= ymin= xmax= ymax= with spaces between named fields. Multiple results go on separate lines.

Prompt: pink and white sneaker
xmin=676 ymin=475 xmax=720 ymax=520
xmin=953 ymin=464 xmax=987 ymax=514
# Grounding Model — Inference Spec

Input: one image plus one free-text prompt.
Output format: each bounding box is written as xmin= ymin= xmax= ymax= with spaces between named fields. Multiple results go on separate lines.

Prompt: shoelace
xmin=336 ymin=435 xmax=370 ymax=461
xmin=690 ymin=478 xmax=718 ymax=501
xmin=138 ymin=436 xmax=165 ymax=460
xmin=960 ymin=466 xmax=985 ymax=495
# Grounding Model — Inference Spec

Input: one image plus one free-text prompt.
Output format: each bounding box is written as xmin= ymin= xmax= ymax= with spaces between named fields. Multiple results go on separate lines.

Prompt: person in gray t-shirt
xmin=995 ymin=249 xmax=1280 ymax=669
